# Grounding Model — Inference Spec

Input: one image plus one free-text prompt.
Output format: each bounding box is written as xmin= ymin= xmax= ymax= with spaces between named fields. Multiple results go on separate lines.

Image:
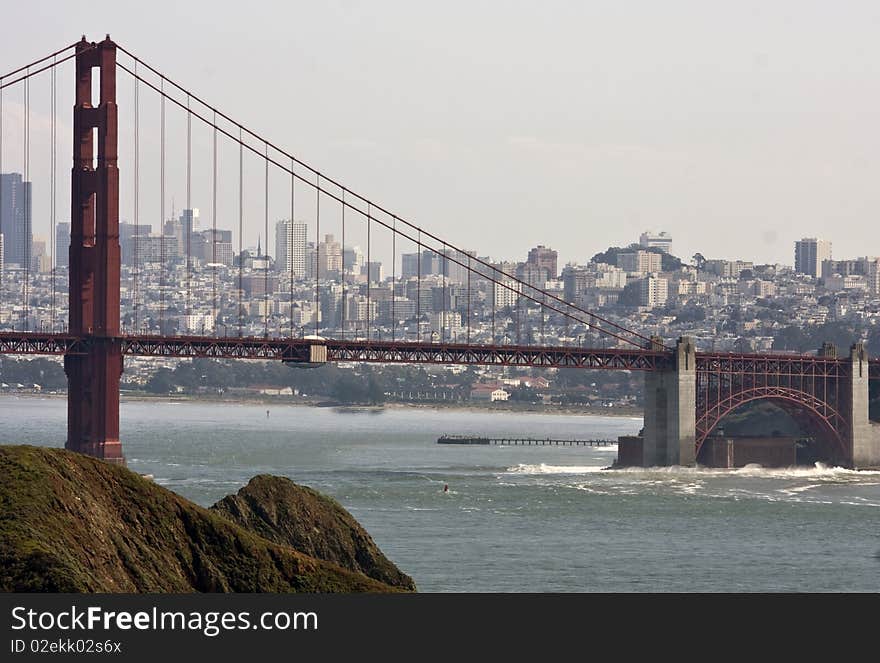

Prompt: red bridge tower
xmin=64 ymin=37 xmax=124 ymax=464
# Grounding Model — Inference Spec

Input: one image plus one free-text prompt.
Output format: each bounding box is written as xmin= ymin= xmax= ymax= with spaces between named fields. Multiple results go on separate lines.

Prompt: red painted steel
xmin=2 ymin=40 xmax=878 ymax=466
xmin=63 ymin=37 xmax=124 ymax=464
xmin=694 ymin=352 xmax=851 ymax=459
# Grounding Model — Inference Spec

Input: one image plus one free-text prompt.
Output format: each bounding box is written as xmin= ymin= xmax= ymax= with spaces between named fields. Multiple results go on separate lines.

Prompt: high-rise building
xmin=562 ymin=265 xmax=592 ymax=303
xmin=527 ymin=245 xmax=558 ymax=279
xmin=365 ymin=261 xmax=384 ymax=283
xmin=31 ymin=237 xmax=51 ymax=273
xmin=516 ymin=263 xmax=549 ymax=290
xmin=440 ymin=248 xmax=475 ymax=284
xmin=639 ymin=231 xmax=673 ymax=254
xmin=0 ymin=173 xmax=32 ymax=268
xmin=402 ymin=249 xmax=443 ymax=279
xmin=274 ymin=219 xmax=307 ymax=277
xmin=134 ymin=235 xmax=178 ymax=266
xmin=55 ymin=222 xmax=71 ymax=268
xmin=195 ymin=228 xmax=233 ymax=266
xmin=317 ymin=234 xmax=343 ymax=278
xmin=794 ymin=238 xmax=831 ymax=277
xmin=119 ymin=222 xmax=153 ymax=265
xmin=638 ymin=275 xmax=668 ymax=308
xmin=342 ymin=245 xmax=365 ymax=273
xmin=617 ymin=250 xmax=662 ymax=274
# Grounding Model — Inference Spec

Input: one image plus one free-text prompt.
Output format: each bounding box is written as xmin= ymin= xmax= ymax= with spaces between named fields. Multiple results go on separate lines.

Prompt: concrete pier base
xmin=848 ymin=343 xmax=879 ymax=469
xmin=642 ymin=336 xmax=696 ymax=467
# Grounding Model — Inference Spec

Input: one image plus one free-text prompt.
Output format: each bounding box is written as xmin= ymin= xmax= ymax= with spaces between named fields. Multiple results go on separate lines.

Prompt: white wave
xmin=506 ymin=463 xmax=608 ymax=475
xmin=778 ymin=484 xmax=821 ymax=494
xmin=733 ymin=462 xmax=880 ymax=479
xmin=609 ymin=462 xmax=880 ymax=481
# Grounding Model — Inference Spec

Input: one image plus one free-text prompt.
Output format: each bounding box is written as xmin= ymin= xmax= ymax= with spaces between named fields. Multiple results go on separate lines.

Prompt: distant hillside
xmin=0 ymin=446 xmax=409 ymax=592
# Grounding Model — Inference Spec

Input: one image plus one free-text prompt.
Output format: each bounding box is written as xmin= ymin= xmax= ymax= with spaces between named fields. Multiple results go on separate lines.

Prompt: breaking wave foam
xmin=506 ymin=463 xmax=608 ymax=475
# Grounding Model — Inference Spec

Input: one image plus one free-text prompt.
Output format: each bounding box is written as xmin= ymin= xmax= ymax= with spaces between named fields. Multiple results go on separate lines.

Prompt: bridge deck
xmin=0 ymin=332 xmax=877 ymax=376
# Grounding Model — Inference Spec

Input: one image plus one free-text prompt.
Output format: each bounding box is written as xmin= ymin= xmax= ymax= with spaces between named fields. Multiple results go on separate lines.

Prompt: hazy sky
xmin=2 ymin=1 xmax=880 ymax=267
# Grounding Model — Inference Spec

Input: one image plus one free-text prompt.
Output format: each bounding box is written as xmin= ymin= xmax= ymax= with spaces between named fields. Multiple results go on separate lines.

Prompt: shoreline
xmin=0 ymin=391 xmax=644 ymax=419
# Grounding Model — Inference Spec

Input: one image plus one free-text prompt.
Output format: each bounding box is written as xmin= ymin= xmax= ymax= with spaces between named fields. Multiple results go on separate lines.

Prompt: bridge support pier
xmin=643 ymin=336 xmax=696 ymax=467
xmin=848 ymin=343 xmax=878 ymax=469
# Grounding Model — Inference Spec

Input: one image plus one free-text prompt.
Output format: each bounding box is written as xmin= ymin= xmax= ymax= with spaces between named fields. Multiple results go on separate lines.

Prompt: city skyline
xmin=4 ymin=167 xmax=880 ymax=278
xmin=3 ymin=3 xmax=880 ymax=267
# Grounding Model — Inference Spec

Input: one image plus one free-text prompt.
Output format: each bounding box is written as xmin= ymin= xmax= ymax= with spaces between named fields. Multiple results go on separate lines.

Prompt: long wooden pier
xmin=437 ymin=435 xmax=615 ymax=447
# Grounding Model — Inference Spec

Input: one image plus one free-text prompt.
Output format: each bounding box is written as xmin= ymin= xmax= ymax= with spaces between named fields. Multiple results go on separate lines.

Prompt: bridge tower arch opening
xmin=696 ymin=397 xmax=847 ymax=468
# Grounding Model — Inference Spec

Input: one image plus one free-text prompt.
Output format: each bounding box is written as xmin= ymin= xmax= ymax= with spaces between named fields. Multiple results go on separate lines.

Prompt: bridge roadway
xmin=0 ymin=332 xmax=877 ymax=378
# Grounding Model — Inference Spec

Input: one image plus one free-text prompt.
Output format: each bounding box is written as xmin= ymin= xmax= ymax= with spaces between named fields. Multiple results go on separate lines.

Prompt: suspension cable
xmin=114 ymin=48 xmax=658 ymax=349
xmin=0 ymin=50 xmax=83 ymax=94
xmin=116 ymin=60 xmax=645 ymax=346
xmin=0 ymin=42 xmax=81 ymax=82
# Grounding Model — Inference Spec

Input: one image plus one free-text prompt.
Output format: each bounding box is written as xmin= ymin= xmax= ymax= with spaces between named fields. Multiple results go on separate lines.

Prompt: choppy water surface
xmin=3 ymin=396 xmax=879 ymax=592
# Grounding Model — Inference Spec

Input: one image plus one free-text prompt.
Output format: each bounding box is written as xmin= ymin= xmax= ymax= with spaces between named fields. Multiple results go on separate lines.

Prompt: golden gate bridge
xmin=0 ymin=37 xmax=878 ymax=468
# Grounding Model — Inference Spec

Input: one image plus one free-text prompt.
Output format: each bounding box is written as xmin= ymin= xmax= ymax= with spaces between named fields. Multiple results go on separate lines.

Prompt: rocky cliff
xmin=0 ymin=445 xmax=410 ymax=592
xmin=211 ymin=475 xmax=416 ymax=590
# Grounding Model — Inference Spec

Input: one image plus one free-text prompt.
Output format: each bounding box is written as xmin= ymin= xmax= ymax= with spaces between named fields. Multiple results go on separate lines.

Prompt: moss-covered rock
xmin=0 ymin=445 xmax=406 ymax=593
xmin=211 ymin=475 xmax=416 ymax=591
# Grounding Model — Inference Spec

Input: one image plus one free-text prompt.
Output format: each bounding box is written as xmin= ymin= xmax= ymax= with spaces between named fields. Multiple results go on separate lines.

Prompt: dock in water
xmin=438 ymin=435 xmax=614 ymax=447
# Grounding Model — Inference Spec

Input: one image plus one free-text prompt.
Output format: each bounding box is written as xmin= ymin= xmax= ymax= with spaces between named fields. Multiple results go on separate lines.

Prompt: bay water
xmin=2 ymin=396 xmax=879 ymax=592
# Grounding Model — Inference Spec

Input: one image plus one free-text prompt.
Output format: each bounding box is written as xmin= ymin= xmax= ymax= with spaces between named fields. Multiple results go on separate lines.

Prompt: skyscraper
xmin=795 ymin=238 xmax=832 ymax=277
xmin=274 ymin=219 xmax=307 ymax=278
xmin=55 ymin=222 xmax=71 ymax=268
xmin=639 ymin=231 xmax=673 ymax=254
xmin=527 ymin=245 xmax=558 ymax=279
xmin=0 ymin=173 xmax=33 ymax=268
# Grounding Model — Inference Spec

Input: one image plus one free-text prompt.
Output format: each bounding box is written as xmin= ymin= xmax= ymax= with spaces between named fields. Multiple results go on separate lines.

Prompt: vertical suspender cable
xmin=23 ymin=71 xmax=29 ymax=330
xmin=366 ymin=203 xmax=371 ymax=341
xmin=211 ymin=111 xmax=217 ymax=334
xmin=159 ymin=79 xmax=166 ymax=334
xmin=289 ymin=157 xmax=294 ymax=337
xmin=416 ymin=229 xmax=420 ymax=342
xmin=392 ymin=216 xmax=396 ymax=342
xmin=466 ymin=254 xmax=471 ymax=344
xmin=314 ymin=173 xmax=320 ymax=337
xmin=238 ymin=126 xmax=243 ymax=336
xmin=185 ymin=95 xmax=192 ymax=318
xmin=541 ymin=292 xmax=545 ymax=344
xmin=51 ymin=58 xmax=57 ymax=331
xmin=340 ymin=189 xmax=345 ymax=340
xmin=263 ymin=143 xmax=269 ymax=338
xmin=0 ymin=73 xmax=3 ymax=323
xmin=132 ymin=60 xmax=139 ymax=332
xmin=492 ymin=267 xmax=496 ymax=344
xmin=442 ymin=242 xmax=447 ymax=343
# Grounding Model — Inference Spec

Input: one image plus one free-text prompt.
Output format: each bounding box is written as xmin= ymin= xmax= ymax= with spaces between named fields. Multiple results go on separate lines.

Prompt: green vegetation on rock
xmin=0 ymin=445 xmax=410 ymax=593
xmin=212 ymin=475 xmax=416 ymax=590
